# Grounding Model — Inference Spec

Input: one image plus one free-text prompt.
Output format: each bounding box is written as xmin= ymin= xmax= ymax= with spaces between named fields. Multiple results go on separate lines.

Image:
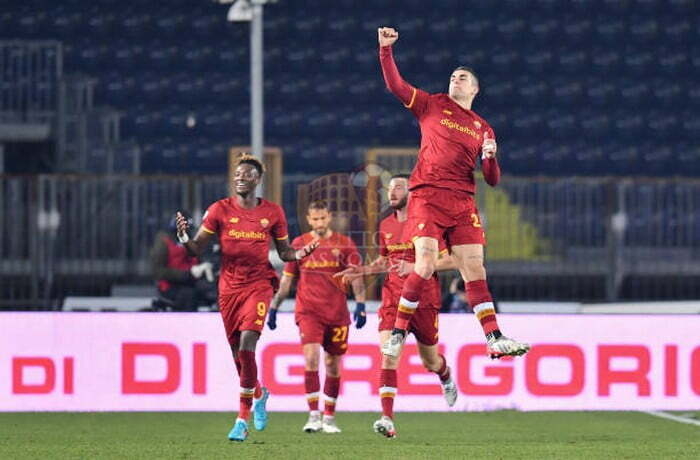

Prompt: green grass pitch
xmin=1 ymin=411 xmax=698 ymax=459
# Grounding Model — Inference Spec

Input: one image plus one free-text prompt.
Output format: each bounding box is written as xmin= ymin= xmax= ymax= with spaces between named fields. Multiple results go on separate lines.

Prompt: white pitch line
xmin=643 ymin=411 xmax=700 ymax=427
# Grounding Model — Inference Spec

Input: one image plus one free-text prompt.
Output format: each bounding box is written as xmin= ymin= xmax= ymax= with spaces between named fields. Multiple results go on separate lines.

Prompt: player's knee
xmin=461 ymin=260 xmax=486 ymax=281
xmin=414 ymin=258 xmax=436 ymax=278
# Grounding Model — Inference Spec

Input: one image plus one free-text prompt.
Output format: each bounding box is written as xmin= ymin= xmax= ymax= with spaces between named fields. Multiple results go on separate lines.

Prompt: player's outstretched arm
xmin=378 ymin=27 xmax=415 ymax=105
xmin=268 ymin=274 xmax=293 ymax=330
xmin=274 ymin=237 xmax=319 ymax=262
xmin=175 ymin=211 xmax=214 ymax=257
xmin=334 ymin=256 xmax=389 ymax=283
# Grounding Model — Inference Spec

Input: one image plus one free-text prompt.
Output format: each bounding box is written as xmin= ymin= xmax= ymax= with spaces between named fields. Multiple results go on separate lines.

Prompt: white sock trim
xmin=473 ymin=302 xmax=495 ymax=314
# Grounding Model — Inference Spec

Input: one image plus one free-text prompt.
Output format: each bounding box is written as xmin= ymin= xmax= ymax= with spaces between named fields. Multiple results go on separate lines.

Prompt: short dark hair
xmin=235 ymin=153 xmax=265 ymax=175
xmin=307 ymin=200 xmax=329 ymax=212
xmin=453 ymin=66 xmax=479 ymax=86
xmin=390 ymin=173 xmax=410 ymax=181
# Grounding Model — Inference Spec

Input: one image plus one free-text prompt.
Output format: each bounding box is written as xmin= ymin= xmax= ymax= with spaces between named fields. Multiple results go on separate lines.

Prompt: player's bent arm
xmin=334 ymin=255 xmax=389 ymax=279
xmin=270 ymin=274 xmax=293 ymax=311
xmin=273 ymin=237 xmax=318 ymax=262
xmin=350 ymin=276 xmax=367 ymax=302
xmin=482 ymin=157 xmax=501 ymax=187
xmin=183 ymin=227 xmax=215 ymax=257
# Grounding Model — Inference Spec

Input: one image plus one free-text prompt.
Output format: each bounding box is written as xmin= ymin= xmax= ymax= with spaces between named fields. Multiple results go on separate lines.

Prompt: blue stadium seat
xmin=594 ymin=18 xmax=626 ymax=44
xmin=516 ymin=79 xmax=550 ymax=106
xmin=579 ymin=110 xmax=613 ymax=139
xmin=627 ymin=18 xmax=660 ymax=43
xmin=557 ymin=48 xmax=588 ymax=74
xmin=646 ymin=112 xmax=677 ymax=141
xmin=651 ymin=81 xmax=683 ymax=108
xmin=590 ymin=49 xmax=622 ymax=75
xmin=529 ymin=18 xmax=560 ymax=43
xmin=551 ymin=79 xmax=583 ymax=106
xmin=619 ymin=80 xmax=651 ymax=109
xmin=624 ymin=50 xmax=655 ymax=76
xmin=523 ymin=50 xmax=554 ymax=75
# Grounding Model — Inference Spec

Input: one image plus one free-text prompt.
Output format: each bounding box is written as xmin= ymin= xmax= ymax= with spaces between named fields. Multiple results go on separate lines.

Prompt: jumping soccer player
xmin=268 ymin=200 xmax=366 ymax=434
xmin=175 ymin=154 xmax=318 ymax=442
xmin=377 ymin=27 xmax=530 ymax=359
xmin=335 ymin=174 xmax=457 ymax=438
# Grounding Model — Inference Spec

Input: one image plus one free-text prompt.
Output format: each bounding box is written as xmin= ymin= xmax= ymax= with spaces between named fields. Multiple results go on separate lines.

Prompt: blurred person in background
xmin=441 ymin=278 xmax=469 ymax=314
xmin=150 ymin=211 xmax=216 ymax=312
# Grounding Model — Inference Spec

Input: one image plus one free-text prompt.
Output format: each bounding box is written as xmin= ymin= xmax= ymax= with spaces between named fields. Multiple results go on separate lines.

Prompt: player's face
xmin=307 ymin=208 xmax=332 ymax=237
xmin=449 ymin=70 xmax=478 ymax=100
xmin=387 ymin=178 xmax=409 ymax=210
xmin=233 ymin=164 xmax=261 ymax=196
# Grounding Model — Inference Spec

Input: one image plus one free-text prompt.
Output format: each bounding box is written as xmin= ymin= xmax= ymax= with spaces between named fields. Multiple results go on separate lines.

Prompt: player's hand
xmin=353 ymin=302 xmax=366 ymax=329
xmin=175 ymin=211 xmax=190 ymax=243
xmin=391 ymin=260 xmax=414 ymax=277
xmin=267 ymin=308 xmax=277 ymax=330
xmin=295 ymin=238 xmax=319 ymax=260
xmin=334 ymin=265 xmax=363 ymax=284
xmin=190 ymin=262 xmax=214 ymax=282
xmin=481 ymin=131 xmax=497 ymax=159
xmin=378 ymin=27 xmax=399 ymax=47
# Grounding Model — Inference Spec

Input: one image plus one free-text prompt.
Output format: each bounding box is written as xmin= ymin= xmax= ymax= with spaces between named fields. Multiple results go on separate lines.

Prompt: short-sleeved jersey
xmin=379 ymin=213 xmax=445 ymax=310
xmin=283 ymin=232 xmax=361 ymax=325
xmin=404 ymin=90 xmax=495 ymax=194
xmin=201 ymin=197 xmax=288 ymax=296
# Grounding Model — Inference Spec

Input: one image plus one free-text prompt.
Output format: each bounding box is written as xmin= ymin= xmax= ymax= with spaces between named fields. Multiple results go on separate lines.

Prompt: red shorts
xmin=405 ymin=186 xmax=486 ymax=248
xmin=296 ymin=316 xmax=349 ymax=356
xmin=218 ymin=280 xmax=274 ymax=346
xmin=378 ymin=304 xmax=440 ymax=346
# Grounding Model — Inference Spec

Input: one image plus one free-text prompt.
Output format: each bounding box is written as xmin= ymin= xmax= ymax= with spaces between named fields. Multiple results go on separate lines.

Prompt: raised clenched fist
xmin=378 ymin=27 xmax=399 ymax=47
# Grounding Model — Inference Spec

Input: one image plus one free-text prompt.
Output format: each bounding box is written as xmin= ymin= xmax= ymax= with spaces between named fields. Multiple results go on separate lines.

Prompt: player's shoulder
xmin=258 ymin=199 xmax=286 ymax=216
xmin=291 ymin=234 xmax=307 ymax=245
xmin=379 ymin=213 xmax=398 ymax=231
xmin=469 ymin=110 xmax=493 ymax=130
xmin=204 ymin=198 xmax=227 ymax=218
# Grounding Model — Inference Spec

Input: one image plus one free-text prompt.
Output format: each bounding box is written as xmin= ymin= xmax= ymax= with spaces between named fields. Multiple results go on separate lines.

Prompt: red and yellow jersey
xmin=201 ymin=197 xmax=288 ymax=295
xmin=379 ymin=46 xmax=498 ymax=194
xmin=379 ymin=213 xmax=445 ymax=310
xmin=406 ymin=90 xmax=495 ymax=194
xmin=283 ymin=232 xmax=361 ymax=325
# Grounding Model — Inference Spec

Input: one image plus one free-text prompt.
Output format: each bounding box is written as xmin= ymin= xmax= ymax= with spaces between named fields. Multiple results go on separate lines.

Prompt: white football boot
xmin=441 ymin=376 xmax=458 ymax=407
xmin=302 ymin=411 xmax=322 ymax=433
xmin=321 ymin=415 xmax=342 ymax=434
xmin=487 ymin=335 xmax=531 ymax=359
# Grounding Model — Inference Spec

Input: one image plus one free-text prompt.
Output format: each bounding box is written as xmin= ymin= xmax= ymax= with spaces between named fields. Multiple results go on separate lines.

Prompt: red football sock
xmin=467 ymin=280 xmax=501 ymax=337
xmin=323 ymin=376 xmax=341 ymax=416
xmin=394 ymin=272 xmax=427 ymax=331
xmin=434 ymin=355 xmax=451 ymax=383
xmin=305 ymin=370 xmax=320 ymax=412
xmin=238 ymin=350 xmax=257 ymax=421
xmin=379 ymin=368 xmax=397 ymax=419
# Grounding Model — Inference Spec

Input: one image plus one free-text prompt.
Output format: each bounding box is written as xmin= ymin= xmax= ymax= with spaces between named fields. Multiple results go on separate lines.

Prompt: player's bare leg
xmin=321 ymin=352 xmax=342 ymax=433
xmin=382 ymin=237 xmax=438 ymax=357
xmin=374 ymin=331 xmax=398 ymax=438
xmin=301 ymin=343 xmax=323 ymax=433
xmin=417 ymin=343 xmax=457 ymax=407
xmin=451 ymin=244 xmax=530 ymax=359
xmin=229 ymin=331 xmax=262 ymax=441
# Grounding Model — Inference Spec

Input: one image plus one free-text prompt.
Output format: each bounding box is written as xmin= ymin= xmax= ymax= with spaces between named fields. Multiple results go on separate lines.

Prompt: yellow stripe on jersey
xmin=276 ymin=235 xmax=288 ymax=240
xmin=403 ymin=87 xmax=417 ymax=109
xmin=201 ymin=225 xmax=215 ymax=234
xmin=282 ymin=271 xmax=296 ymax=278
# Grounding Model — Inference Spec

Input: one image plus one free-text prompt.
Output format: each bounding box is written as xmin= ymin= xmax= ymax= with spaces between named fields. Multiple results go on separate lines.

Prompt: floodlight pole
xmin=250 ymin=1 xmax=264 ymax=168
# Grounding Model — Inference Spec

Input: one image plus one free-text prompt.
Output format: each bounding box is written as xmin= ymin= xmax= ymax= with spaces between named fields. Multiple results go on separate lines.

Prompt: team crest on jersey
xmin=474 ymin=120 xmax=482 ymax=129
xmin=331 ymin=248 xmax=341 ymax=256
xmin=442 ymin=109 xmax=452 ymax=115
xmin=418 ymin=223 xmax=425 ymax=230
xmin=384 ymin=233 xmax=393 ymax=240
xmin=229 ymin=217 xmax=239 ymax=223
xmin=260 ymin=218 xmax=269 ymax=227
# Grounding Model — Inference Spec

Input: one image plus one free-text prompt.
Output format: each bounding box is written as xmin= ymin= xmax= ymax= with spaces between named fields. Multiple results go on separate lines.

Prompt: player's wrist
xmin=177 ymin=232 xmax=190 ymax=244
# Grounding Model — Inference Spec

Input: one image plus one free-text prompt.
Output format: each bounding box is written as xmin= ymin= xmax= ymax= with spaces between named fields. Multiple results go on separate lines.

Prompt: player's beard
xmin=313 ymin=227 xmax=328 ymax=237
xmin=390 ymin=196 xmax=407 ymax=210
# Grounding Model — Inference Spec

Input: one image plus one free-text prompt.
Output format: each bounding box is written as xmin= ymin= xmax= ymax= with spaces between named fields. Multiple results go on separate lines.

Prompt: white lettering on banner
xmin=0 ymin=313 xmax=698 ymax=411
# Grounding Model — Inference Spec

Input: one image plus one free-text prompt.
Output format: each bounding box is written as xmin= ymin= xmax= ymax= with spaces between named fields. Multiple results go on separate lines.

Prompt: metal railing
xmin=1 ymin=174 xmax=699 ymax=308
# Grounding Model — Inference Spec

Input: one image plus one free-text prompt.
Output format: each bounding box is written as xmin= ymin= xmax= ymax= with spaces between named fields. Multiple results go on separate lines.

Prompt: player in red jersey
xmin=267 ymin=200 xmax=366 ymax=434
xmin=377 ymin=27 xmax=530 ymax=360
xmin=336 ymin=174 xmax=457 ymax=438
xmin=175 ymin=154 xmax=318 ymax=442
